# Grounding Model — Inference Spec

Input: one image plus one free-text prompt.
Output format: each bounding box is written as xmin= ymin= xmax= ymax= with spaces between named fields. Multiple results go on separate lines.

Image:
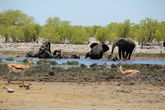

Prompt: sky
xmin=0 ymin=0 xmax=165 ymax=26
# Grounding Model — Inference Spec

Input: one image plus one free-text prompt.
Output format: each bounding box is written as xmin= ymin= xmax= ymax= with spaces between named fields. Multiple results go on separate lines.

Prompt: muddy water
xmin=0 ymin=55 xmax=165 ymax=66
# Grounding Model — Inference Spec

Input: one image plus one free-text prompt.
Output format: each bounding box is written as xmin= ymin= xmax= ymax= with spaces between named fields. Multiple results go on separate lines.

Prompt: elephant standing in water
xmin=85 ymin=42 xmax=109 ymax=59
xmin=111 ymin=38 xmax=135 ymax=60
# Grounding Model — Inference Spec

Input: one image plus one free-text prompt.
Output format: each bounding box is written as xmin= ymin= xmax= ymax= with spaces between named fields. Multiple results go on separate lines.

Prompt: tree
xmin=70 ymin=26 xmax=89 ymax=44
xmin=46 ymin=17 xmax=70 ymax=26
xmin=118 ymin=19 xmax=131 ymax=38
xmin=106 ymin=22 xmax=121 ymax=42
xmin=39 ymin=25 xmax=61 ymax=43
xmin=0 ymin=9 xmax=33 ymax=26
xmin=155 ymin=22 xmax=165 ymax=42
xmin=0 ymin=9 xmax=35 ymax=42
xmin=133 ymin=25 xmax=148 ymax=43
xmin=140 ymin=18 xmax=159 ymax=42
xmin=95 ymin=27 xmax=109 ymax=42
xmin=22 ymin=24 xmax=41 ymax=42
xmin=7 ymin=25 xmax=23 ymax=42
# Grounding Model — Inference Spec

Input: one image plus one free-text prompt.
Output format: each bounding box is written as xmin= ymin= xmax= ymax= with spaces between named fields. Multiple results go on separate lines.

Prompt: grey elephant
xmin=38 ymin=42 xmax=54 ymax=58
xmin=85 ymin=42 xmax=109 ymax=59
xmin=53 ymin=49 xmax=63 ymax=59
xmin=26 ymin=51 xmax=38 ymax=58
xmin=71 ymin=54 xmax=80 ymax=59
xmin=107 ymin=54 xmax=119 ymax=61
xmin=111 ymin=38 xmax=135 ymax=60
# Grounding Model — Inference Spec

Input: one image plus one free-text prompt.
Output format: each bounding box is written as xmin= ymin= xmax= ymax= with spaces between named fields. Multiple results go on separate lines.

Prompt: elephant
xmin=111 ymin=38 xmax=135 ymax=60
xmin=71 ymin=54 xmax=80 ymax=59
xmin=53 ymin=49 xmax=61 ymax=55
xmin=85 ymin=42 xmax=109 ymax=59
xmin=26 ymin=51 xmax=38 ymax=58
xmin=38 ymin=42 xmax=54 ymax=58
xmin=107 ymin=54 xmax=119 ymax=61
xmin=53 ymin=49 xmax=63 ymax=59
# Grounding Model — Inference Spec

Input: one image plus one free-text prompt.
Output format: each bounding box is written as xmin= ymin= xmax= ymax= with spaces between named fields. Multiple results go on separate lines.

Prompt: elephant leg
xmin=128 ymin=49 xmax=134 ymax=60
xmin=128 ymin=52 xmax=132 ymax=60
xmin=122 ymin=50 xmax=126 ymax=59
xmin=118 ymin=48 xmax=122 ymax=59
xmin=122 ymin=50 xmax=124 ymax=59
xmin=125 ymin=51 xmax=129 ymax=60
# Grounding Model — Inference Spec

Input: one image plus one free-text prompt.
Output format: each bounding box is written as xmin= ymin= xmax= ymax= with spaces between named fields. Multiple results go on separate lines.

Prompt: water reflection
xmin=0 ymin=55 xmax=165 ymax=66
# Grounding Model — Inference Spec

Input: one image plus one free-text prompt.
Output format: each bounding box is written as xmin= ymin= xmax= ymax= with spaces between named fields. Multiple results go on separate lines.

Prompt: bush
xmin=49 ymin=61 xmax=58 ymax=65
xmin=90 ymin=63 xmax=98 ymax=68
xmin=23 ymin=58 xmax=28 ymax=63
xmin=37 ymin=60 xmax=48 ymax=65
xmin=80 ymin=64 xmax=88 ymax=68
xmin=6 ymin=57 xmax=14 ymax=61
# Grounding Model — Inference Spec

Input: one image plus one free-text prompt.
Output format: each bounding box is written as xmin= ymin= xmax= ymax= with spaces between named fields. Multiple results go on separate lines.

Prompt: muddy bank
xmin=1 ymin=63 xmax=165 ymax=85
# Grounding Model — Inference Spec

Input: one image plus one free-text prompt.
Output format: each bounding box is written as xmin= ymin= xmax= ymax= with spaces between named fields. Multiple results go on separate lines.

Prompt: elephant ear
xmin=90 ymin=43 xmax=98 ymax=48
xmin=102 ymin=44 xmax=109 ymax=52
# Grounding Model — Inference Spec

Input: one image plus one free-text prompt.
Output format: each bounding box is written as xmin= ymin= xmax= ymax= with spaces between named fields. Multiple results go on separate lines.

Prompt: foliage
xmin=118 ymin=19 xmax=131 ymax=38
xmin=46 ymin=17 xmax=70 ymax=26
xmin=0 ymin=9 xmax=33 ymax=26
xmin=49 ymin=61 xmax=58 ymax=65
xmin=22 ymin=23 xmax=41 ymax=42
xmin=0 ymin=9 xmax=165 ymax=44
xmin=36 ymin=59 xmax=48 ymax=65
xmin=40 ymin=19 xmax=89 ymax=44
xmin=6 ymin=57 xmax=14 ymax=61
xmin=70 ymin=26 xmax=89 ymax=44
xmin=23 ymin=58 xmax=28 ymax=63
xmin=0 ymin=9 xmax=39 ymax=42
xmin=95 ymin=27 xmax=109 ymax=42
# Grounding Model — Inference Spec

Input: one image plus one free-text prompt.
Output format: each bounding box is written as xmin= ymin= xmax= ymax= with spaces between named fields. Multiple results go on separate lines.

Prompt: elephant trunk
xmin=85 ymin=52 xmax=90 ymax=59
xmin=111 ymin=43 xmax=116 ymax=54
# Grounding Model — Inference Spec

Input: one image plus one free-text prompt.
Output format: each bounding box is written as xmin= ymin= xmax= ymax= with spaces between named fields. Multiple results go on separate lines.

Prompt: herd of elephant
xmin=26 ymin=38 xmax=136 ymax=61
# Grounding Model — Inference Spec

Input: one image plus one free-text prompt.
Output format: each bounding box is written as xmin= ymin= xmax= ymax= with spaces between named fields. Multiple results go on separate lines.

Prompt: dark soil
xmin=0 ymin=62 xmax=165 ymax=85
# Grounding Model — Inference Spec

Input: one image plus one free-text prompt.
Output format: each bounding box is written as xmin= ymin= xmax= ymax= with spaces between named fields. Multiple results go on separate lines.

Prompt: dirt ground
xmin=0 ymin=81 xmax=165 ymax=110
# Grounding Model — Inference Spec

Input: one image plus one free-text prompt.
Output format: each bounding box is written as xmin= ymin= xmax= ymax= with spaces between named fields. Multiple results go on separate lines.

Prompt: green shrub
xmin=111 ymin=64 xmax=117 ymax=68
xmin=23 ymin=58 xmax=28 ymax=63
xmin=90 ymin=63 xmax=98 ymax=68
xmin=6 ymin=57 xmax=14 ymax=61
xmin=37 ymin=60 xmax=48 ymax=65
xmin=80 ymin=64 xmax=88 ymax=68
xmin=49 ymin=61 xmax=58 ymax=65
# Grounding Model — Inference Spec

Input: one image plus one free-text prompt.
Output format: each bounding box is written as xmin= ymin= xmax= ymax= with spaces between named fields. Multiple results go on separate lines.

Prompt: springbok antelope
xmin=117 ymin=65 xmax=140 ymax=75
xmin=7 ymin=59 xmax=32 ymax=81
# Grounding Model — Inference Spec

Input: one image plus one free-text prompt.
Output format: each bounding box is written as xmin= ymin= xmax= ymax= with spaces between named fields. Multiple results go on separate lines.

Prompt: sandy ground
xmin=0 ymin=81 xmax=165 ymax=110
xmin=0 ymin=41 xmax=164 ymax=54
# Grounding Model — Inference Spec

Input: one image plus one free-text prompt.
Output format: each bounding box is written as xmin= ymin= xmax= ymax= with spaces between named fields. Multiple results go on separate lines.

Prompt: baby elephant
xmin=53 ymin=49 xmax=63 ymax=59
xmin=107 ymin=54 xmax=119 ymax=61
xmin=71 ymin=54 xmax=80 ymax=59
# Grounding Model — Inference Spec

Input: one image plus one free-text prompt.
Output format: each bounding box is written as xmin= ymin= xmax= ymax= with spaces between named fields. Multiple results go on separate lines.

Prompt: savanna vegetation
xmin=0 ymin=9 xmax=165 ymax=44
